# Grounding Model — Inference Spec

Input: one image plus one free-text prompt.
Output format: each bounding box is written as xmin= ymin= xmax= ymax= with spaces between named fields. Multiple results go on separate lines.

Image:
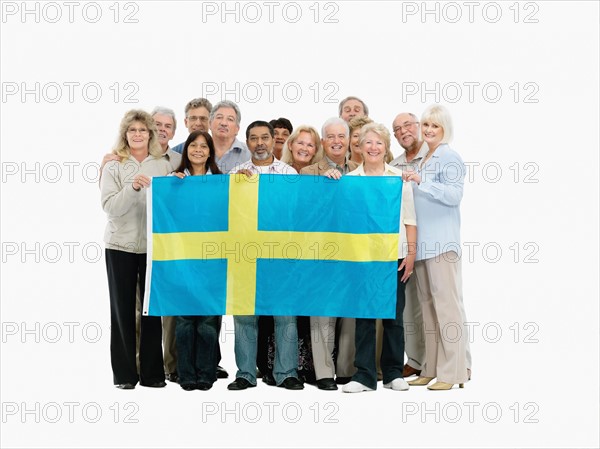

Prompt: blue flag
xmin=144 ymin=174 xmax=402 ymax=318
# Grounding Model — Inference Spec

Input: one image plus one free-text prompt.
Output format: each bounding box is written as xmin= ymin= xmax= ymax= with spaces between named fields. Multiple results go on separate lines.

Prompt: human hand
xmin=323 ymin=168 xmax=342 ymax=180
xmin=399 ymin=255 xmax=415 ymax=283
xmin=236 ymin=169 xmax=254 ymax=178
xmin=101 ymin=153 xmax=120 ymax=171
xmin=402 ymin=169 xmax=421 ymax=185
xmin=132 ymin=174 xmax=151 ymax=191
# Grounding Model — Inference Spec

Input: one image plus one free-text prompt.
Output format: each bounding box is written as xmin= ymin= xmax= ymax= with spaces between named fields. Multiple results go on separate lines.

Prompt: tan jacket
xmin=300 ymin=158 xmax=359 ymax=176
xmin=101 ymin=155 xmax=171 ymax=253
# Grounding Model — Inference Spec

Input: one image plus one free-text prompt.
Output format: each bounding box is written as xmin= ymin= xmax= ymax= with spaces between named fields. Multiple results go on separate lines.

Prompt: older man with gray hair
xmin=338 ymin=96 xmax=369 ymax=122
xmin=389 ymin=112 xmax=428 ymax=379
xmin=150 ymin=106 xmax=181 ymax=172
xmin=300 ymin=117 xmax=359 ymax=390
xmin=208 ymin=100 xmax=250 ymax=173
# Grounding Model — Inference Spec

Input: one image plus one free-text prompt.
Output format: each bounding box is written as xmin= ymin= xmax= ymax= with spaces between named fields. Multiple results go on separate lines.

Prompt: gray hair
xmin=321 ymin=117 xmax=349 ymax=139
xmin=338 ymin=96 xmax=369 ymax=117
xmin=209 ymin=100 xmax=241 ymax=126
xmin=184 ymin=98 xmax=213 ymax=115
xmin=151 ymin=106 xmax=177 ymax=132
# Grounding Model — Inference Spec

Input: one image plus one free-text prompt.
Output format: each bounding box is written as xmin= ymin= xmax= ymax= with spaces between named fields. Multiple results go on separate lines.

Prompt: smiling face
xmin=187 ymin=134 xmax=210 ymax=168
xmin=361 ymin=130 xmax=386 ymax=165
xmin=209 ymin=107 xmax=240 ymax=141
xmin=247 ymin=125 xmax=274 ymax=162
xmin=290 ymin=131 xmax=317 ymax=166
xmin=392 ymin=113 xmax=420 ymax=152
xmin=341 ymin=99 xmax=365 ymax=122
xmin=421 ymin=120 xmax=444 ymax=151
xmin=126 ymin=120 xmax=150 ymax=152
xmin=153 ymin=113 xmax=175 ymax=150
xmin=322 ymin=123 xmax=348 ymax=162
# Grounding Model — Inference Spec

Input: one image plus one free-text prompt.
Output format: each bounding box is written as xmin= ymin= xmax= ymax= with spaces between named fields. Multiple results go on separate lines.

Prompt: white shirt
xmin=229 ymin=157 xmax=298 ymax=175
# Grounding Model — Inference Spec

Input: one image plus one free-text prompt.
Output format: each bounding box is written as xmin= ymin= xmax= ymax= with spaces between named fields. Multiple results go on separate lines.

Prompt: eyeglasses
xmin=127 ymin=128 xmax=149 ymax=135
xmin=187 ymin=116 xmax=209 ymax=123
xmin=393 ymin=122 xmax=418 ymax=134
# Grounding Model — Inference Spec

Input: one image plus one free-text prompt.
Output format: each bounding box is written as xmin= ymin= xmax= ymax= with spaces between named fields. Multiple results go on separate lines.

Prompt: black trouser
xmin=176 ymin=315 xmax=219 ymax=385
xmin=352 ymin=259 xmax=406 ymax=389
xmin=105 ymin=249 xmax=165 ymax=385
xmin=256 ymin=316 xmax=275 ymax=377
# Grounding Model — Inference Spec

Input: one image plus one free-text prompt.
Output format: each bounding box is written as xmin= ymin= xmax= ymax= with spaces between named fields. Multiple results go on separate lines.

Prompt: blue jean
xmin=352 ymin=259 xmax=406 ymax=390
xmin=175 ymin=315 xmax=219 ymax=386
xmin=234 ymin=315 xmax=298 ymax=385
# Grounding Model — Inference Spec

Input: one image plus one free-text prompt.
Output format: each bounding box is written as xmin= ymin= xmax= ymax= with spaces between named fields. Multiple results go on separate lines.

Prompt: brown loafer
xmin=402 ymin=364 xmax=421 ymax=378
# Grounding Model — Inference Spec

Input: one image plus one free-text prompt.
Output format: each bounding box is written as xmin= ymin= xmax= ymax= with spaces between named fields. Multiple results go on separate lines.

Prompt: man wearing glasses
xmin=390 ymin=112 xmax=428 ymax=379
xmin=171 ymin=97 xmax=213 ymax=154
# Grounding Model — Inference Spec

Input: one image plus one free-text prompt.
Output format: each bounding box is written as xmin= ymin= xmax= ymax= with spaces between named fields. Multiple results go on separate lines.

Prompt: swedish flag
xmin=144 ymin=174 xmax=402 ymax=318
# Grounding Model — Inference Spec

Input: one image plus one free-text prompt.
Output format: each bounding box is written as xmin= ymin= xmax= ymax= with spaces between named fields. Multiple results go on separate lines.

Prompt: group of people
xmin=100 ymin=96 xmax=471 ymax=393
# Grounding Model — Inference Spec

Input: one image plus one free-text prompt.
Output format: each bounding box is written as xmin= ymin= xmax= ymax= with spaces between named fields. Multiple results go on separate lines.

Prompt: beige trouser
xmin=414 ymin=252 xmax=469 ymax=384
xmin=162 ymin=316 xmax=177 ymax=374
xmin=310 ymin=317 xmax=356 ymax=380
xmin=403 ymin=276 xmax=425 ymax=369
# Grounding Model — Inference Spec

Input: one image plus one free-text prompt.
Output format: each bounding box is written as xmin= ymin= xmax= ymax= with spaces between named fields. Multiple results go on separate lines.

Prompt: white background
xmin=1 ymin=1 xmax=598 ymax=447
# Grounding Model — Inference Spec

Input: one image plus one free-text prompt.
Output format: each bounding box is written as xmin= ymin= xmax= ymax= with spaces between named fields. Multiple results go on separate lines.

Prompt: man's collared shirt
xmin=229 ymin=157 xmax=297 ymax=175
xmin=217 ymin=138 xmax=251 ymax=173
xmin=171 ymin=141 xmax=185 ymax=155
xmin=324 ymin=155 xmax=354 ymax=175
xmin=163 ymin=147 xmax=181 ymax=171
xmin=390 ymin=142 xmax=428 ymax=172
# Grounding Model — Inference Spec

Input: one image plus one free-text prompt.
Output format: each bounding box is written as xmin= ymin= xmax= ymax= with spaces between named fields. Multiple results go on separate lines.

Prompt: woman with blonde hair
xmin=280 ymin=125 xmax=324 ymax=172
xmin=101 ymin=109 xmax=172 ymax=389
xmin=342 ymin=122 xmax=417 ymax=393
xmin=403 ymin=104 xmax=470 ymax=390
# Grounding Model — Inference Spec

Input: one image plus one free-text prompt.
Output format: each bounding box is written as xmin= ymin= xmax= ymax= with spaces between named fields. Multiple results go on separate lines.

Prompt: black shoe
xmin=216 ymin=365 xmax=229 ymax=379
xmin=316 ymin=378 xmax=338 ymax=390
xmin=262 ymin=373 xmax=276 ymax=386
xmin=180 ymin=383 xmax=196 ymax=391
xmin=278 ymin=377 xmax=304 ymax=390
xmin=166 ymin=372 xmax=179 ymax=383
xmin=227 ymin=377 xmax=256 ymax=391
xmin=115 ymin=383 xmax=135 ymax=390
xmin=335 ymin=376 xmax=352 ymax=385
xmin=141 ymin=381 xmax=166 ymax=388
xmin=196 ymin=382 xmax=213 ymax=391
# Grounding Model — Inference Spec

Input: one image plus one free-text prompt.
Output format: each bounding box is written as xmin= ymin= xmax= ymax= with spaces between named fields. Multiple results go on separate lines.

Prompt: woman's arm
xmin=399 ymin=224 xmax=416 ymax=283
xmin=100 ymin=161 xmax=142 ymax=217
xmin=414 ymin=150 xmax=465 ymax=206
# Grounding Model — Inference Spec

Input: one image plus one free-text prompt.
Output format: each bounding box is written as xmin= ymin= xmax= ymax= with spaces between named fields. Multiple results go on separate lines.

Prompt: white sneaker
xmin=384 ymin=378 xmax=409 ymax=391
xmin=342 ymin=381 xmax=374 ymax=393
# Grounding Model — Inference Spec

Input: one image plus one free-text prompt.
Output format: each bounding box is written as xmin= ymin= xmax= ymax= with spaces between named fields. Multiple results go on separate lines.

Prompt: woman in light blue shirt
xmin=403 ymin=105 xmax=470 ymax=391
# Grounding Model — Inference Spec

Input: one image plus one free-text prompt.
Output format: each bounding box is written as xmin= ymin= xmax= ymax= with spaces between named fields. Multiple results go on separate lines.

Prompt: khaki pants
xmin=414 ymin=252 xmax=469 ymax=384
xmin=310 ymin=317 xmax=356 ymax=380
